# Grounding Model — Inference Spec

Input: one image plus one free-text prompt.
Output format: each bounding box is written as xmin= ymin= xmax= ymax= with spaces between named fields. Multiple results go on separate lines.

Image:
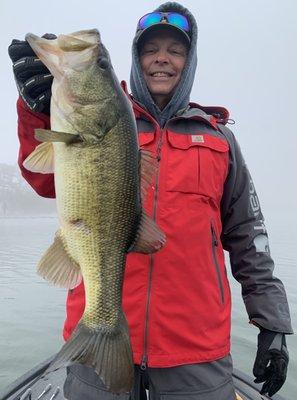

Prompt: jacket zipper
xmin=210 ymin=222 xmax=225 ymax=304
xmin=140 ymin=128 xmax=164 ymax=371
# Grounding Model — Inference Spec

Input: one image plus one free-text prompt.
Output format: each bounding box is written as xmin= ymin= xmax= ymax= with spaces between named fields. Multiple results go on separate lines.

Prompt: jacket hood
xmin=130 ymin=2 xmax=198 ymax=127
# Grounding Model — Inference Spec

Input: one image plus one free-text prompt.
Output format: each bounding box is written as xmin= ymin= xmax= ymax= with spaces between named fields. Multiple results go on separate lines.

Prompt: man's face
xmin=139 ymin=29 xmax=188 ymax=110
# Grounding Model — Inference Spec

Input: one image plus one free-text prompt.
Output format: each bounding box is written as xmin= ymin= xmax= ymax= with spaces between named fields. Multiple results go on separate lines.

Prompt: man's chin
xmin=148 ymin=85 xmax=174 ymax=97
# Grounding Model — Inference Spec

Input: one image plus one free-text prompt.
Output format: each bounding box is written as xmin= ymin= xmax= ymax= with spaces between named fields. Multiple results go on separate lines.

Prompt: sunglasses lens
xmin=139 ymin=12 xmax=162 ymax=29
xmin=167 ymin=13 xmax=190 ymax=32
xmin=138 ymin=12 xmax=190 ymax=35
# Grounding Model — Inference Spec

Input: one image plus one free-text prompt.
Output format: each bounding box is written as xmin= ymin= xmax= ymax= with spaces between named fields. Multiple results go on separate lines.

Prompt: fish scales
xmin=54 ymin=117 xmax=140 ymax=328
xmin=23 ymin=29 xmax=166 ymax=393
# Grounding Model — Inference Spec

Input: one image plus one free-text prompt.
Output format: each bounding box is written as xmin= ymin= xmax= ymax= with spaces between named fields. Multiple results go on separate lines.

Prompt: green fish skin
xmin=24 ymin=29 xmax=165 ymax=393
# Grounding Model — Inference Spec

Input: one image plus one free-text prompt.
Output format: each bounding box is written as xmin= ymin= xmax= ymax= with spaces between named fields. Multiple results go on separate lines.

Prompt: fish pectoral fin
xmin=35 ymin=128 xmax=81 ymax=144
xmin=129 ymin=210 xmax=166 ymax=254
xmin=139 ymin=149 xmax=158 ymax=201
xmin=23 ymin=142 xmax=54 ymax=174
xmin=37 ymin=230 xmax=82 ymax=289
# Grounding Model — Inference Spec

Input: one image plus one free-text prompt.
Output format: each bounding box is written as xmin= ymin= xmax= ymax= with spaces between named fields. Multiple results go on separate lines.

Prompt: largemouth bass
xmin=23 ymin=29 xmax=166 ymax=393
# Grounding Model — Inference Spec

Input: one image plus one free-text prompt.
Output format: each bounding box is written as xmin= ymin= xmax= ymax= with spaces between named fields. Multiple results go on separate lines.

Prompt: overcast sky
xmin=1 ymin=0 xmax=297 ymax=219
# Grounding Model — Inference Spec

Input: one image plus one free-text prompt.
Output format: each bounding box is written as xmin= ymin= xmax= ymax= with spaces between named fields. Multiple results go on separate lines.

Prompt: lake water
xmin=0 ymin=216 xmax=296 ymax=398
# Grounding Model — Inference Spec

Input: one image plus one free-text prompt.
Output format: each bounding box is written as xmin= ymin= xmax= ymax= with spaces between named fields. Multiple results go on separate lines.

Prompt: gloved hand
xmin=253 ymin=327 xmax=289 ymax=397
xmin=8 ymin=33 xmax=56 ymax=115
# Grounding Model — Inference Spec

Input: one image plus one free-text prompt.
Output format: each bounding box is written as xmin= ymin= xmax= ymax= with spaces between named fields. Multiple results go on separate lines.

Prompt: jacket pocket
xmin=210 ymin=221 xmax=225 ymax=304
xmin=165 ymin=132 xmax=229 ymax=197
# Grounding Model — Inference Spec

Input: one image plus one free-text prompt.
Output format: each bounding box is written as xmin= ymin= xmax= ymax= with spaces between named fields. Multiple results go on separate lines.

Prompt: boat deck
xmin=0 ymin=357 xmax=286 ymax=400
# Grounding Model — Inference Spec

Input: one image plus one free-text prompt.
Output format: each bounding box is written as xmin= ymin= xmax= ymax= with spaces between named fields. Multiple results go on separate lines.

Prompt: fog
xmin=1 ymin=0 xmax=296 ymax=219
xmin=0 ymin=0 xmax=296 ymax=395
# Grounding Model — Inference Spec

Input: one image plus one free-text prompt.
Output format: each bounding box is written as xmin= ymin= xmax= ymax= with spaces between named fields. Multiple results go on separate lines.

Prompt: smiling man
xmin=63 ymin=3 xmax=293 ymax=399
xmin=138 ymin=28 xmax=189 ymax=110
xmin=8 ymin=1 xmax=293 ymax=400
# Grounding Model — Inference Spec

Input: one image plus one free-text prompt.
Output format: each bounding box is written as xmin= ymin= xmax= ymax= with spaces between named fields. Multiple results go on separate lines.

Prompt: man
xmin=8 ymin=2 xmax=293 ymax=399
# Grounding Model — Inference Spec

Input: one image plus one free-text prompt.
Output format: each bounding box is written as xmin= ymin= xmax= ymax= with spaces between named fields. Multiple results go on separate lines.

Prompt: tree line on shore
xmin=0 ymin=163 xmax=56 ymax=216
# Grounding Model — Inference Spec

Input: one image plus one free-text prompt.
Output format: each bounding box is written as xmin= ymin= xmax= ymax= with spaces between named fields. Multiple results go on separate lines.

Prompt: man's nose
xmin=155 ymin=50 xmax=169 ymax=63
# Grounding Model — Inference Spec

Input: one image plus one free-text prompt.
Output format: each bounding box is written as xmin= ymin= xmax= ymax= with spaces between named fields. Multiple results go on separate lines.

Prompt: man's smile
xmin=150 ymin=71 xmax=174 ymax=77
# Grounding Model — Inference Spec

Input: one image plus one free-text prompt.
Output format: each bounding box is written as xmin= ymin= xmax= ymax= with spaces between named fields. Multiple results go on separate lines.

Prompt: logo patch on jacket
xmin=191 ymin=135 xmax=204 ymax=143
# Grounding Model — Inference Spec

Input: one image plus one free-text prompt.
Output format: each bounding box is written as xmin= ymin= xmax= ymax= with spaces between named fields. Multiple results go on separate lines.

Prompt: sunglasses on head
xmin=138 ymin=12 xmax=190 ymax=33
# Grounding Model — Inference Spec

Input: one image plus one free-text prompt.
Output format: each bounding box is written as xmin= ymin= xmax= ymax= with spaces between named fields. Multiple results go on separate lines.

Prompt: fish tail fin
xmin=46 ymin=312 xmax=134 ymax=393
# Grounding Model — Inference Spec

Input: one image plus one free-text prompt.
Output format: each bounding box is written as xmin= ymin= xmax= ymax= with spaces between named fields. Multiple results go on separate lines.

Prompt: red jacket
xmin=16 ymin=82 xmax=293 ymax=369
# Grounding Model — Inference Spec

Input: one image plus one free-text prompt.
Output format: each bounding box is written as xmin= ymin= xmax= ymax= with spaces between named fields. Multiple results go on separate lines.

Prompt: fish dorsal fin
xmin=37 ymin=230 xmax=82 ymax=289
xmin=35 ymin=128 xmax=80 ymax=143
xmin=23 ymin=142 xmax=54 ymax=174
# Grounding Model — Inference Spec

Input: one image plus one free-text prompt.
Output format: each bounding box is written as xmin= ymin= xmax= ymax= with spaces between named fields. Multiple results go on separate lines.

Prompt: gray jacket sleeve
xmin=219 ymin=124 xmax=293 ymax=334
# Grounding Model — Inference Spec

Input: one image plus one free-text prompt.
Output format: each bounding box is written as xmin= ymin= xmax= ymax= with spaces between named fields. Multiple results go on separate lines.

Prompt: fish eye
xmin=98 ymin=57 xmax=109 ymax=70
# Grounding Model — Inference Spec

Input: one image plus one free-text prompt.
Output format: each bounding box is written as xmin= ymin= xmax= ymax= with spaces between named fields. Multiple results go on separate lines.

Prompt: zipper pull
xmin=140 ymin=355 xmax=148 ymax=371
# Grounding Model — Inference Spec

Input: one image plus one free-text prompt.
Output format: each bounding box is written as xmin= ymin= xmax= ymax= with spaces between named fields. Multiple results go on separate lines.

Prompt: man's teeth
xmin=152 ymin=72 xmax=171 ymax=77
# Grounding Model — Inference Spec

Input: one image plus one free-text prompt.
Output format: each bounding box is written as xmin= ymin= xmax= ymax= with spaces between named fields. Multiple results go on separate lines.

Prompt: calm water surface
xmin=0 ymin=216 xmax=296 ymax=398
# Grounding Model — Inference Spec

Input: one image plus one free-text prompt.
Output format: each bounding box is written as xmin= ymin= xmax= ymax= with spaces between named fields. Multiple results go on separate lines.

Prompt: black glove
xmin=253 ymin=327 xmax=289 ymax=397
xmin=8 ymin=33 xmax=56 ymax=115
